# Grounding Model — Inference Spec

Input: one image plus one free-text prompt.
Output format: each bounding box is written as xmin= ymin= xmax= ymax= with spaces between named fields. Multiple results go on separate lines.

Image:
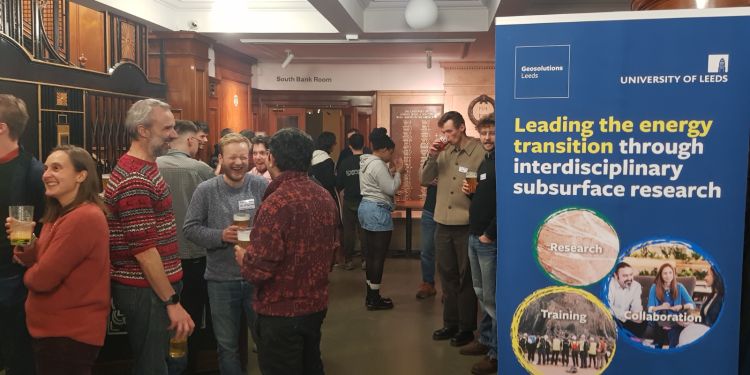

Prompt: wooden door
xmin=268 ymin=107 xmax=307 ymax=134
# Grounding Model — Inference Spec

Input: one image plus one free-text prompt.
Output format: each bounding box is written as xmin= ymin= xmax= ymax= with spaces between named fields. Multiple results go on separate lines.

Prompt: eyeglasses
xmin=189 ymin=136 xmax=206 ymax=144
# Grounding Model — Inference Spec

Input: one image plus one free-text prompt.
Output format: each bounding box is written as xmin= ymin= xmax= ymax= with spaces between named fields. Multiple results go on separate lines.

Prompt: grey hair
xmin=125 ymin=98 xmax=171 ymax=141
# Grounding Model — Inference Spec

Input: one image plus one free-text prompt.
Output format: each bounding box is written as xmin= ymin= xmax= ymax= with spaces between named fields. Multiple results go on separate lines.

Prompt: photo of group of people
xmin=605 ymin=240 xmax=724 ymax=350
xmin=513 ymin=287 xmax=617 ymax=374
xmin=518 ymin=333 xmax=614 ymax=373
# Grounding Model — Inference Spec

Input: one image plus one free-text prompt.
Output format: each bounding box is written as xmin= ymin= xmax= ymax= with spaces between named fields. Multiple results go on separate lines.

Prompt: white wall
xmin=252 ymin=63 xmax=445 ymax=91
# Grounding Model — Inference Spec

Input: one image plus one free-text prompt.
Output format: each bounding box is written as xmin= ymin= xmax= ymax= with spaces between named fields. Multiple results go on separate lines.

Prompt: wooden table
xmin=393 ymin=200 xmax=424 ymax=257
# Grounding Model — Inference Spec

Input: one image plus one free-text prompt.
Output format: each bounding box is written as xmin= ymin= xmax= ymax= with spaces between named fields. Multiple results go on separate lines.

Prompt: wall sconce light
xmin=426 ymin=49 xmax=432 ymax=69
xmin=281 ymin=50 xmax=294 ymax=69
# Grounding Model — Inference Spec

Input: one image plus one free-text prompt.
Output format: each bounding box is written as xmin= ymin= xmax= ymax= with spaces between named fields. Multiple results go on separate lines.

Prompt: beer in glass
xmin=465 ymin=171 xmax=478 ymax=194
xmin=233 ymin=213 xmax=250 ymax=228
xmin=169 ymin=336 xmax=187 ymax=358
xmin=9 ymin=206 xmax=34 ymax=246
xmin=237 ymin=228 xmax=251 ymax=248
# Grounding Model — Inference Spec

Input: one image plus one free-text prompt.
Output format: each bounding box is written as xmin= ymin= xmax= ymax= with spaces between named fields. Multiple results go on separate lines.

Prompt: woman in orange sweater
xmin=9 ymin=145 xmax=110 ymax=375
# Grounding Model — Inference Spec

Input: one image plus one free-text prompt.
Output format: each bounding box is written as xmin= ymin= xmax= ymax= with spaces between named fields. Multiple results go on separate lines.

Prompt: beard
xmin=223 ymin=163 xmax=248 ymax=182
xmin=150 ymin=138 xmax=170 ymax=157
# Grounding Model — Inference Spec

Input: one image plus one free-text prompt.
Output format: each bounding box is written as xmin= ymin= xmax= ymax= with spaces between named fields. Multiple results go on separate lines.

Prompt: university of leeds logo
xmin=708 ymin=54 xmax=729 ymax=74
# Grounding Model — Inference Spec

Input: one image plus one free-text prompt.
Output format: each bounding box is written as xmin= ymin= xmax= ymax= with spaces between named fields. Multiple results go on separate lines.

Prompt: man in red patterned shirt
xmin=235 ymin=128 xmax=338 ymax=375
xmin=104 ymin=99 xmax=194 ymax=375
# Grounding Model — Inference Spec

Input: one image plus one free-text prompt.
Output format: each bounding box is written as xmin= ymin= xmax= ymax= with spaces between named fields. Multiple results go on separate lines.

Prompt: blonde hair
xmin=219 ymin=132 xmax=251 ymax=155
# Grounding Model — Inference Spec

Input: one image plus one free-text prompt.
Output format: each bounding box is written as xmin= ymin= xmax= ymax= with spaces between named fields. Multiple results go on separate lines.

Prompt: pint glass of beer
xmin=237 ymin=228 xmax=251 ymax=248
xmin=233 ymin=213 xmax=251 ymax=228
xmin=9 ymin=206 xmax=34 ymax=246
xmin=465 ymin=171 xmax=478 ymax=194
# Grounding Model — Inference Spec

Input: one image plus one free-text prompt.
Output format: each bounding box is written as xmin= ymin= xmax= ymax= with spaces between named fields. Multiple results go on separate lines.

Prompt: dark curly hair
xmin=269 ymin=128 xmax=314 ymax=172
xmin=369 ymin=128 xmax=394 ymax=151
xmin=315 ymin=131 xmax=336 ymax=153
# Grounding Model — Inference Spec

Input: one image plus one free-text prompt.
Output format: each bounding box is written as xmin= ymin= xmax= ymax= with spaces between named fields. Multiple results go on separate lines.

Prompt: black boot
xmin=366 ymin=285 xmax=394 ymax=310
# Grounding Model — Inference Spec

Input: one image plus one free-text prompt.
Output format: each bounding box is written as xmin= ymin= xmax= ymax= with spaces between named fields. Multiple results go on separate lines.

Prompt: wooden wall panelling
xmin=1 ymin=34 xmax=166 ymax=98
xmin=217 ymin=77 xmax=249 ymax=133
xmin=253 ymin=89 xmax=374 ymax=137
xmin=109 ymin=13 xmax=147 ymax=74
xmin=441 ymin=62 xmax=494 ymax=138
xmin=389 ymin=104 xmax=444 ymax=201
xmin=146 ymin=37 xmax=162 ymax=83
xmin=67 ymin=1 xmax=105 ymax=72
xmin=212 ymin=44 xmax=254 ymax=135
xmin=149 ymin=32 xmax=211 ymax=122
xmin=375 ymin=90 xmax=444 ymax=134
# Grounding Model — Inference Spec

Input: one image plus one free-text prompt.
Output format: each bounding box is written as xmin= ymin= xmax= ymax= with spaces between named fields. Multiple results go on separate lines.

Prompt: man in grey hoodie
xmin=183 ymin=133 xmax=268 ymax=375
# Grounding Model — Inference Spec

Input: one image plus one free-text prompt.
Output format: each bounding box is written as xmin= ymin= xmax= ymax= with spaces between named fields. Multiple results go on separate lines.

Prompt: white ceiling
xmin=87 ymin=0 xmax=630 ymax=64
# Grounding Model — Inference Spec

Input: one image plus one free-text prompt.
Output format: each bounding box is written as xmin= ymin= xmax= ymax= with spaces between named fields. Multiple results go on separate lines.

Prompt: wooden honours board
xmin=390 ymin=104 xmax=444 ymax=202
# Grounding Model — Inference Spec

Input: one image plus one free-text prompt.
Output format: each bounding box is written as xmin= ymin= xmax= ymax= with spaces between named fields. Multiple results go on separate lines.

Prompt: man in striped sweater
xmin=104 ymin=99 xmax=195 ymax=375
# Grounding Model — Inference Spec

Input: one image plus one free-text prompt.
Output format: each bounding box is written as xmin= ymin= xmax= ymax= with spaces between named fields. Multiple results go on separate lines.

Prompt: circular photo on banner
xmin=511 ymin=286 xmax=617 ymax=375
xmin=535 ymin=208 xmax=619 ymax=286
xmin=603 ymin=239 xmax=724 ymax=352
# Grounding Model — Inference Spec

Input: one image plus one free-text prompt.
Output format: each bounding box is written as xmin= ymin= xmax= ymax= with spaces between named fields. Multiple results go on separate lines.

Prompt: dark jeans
xmin=419 ymin=210 xmax=436 ymax=284
xmin=435 ymin=224 xmax=477 ymax=332
xmin=255 ymin=310 xmax=327 ymax=375
xmin=363 ymin=230 xmax=391 ymax=285
xmin=0 ymin=274 xmax=35 ymax=375
xmin=341 ymin=200 xmax=365 ymax=262
xmin=207 ymin=280 xmax=255 ymax=375
xmin=175 ymin=257 xmax=209 ymax=375
xmin=112 ymin=281 xmax=183 ymax=375
xmin=32 ymin=337 xmax=100 ymax=375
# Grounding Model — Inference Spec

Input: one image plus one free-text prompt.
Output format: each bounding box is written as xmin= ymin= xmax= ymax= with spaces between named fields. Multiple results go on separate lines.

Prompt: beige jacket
xmin=420 ymin=136 xmax=486 ymax=225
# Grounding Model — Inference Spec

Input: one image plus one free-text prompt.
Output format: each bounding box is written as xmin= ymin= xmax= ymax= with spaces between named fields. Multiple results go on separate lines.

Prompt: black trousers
xmin=435 ymin=224 xmax=477 ymax=332
xmin=341 ymin=200 xmax=365 ymax=261
xmin=181 ymin=257 xmax=209 ymax=373
xmin=32 ymin=337 xmax=100 ymax=375
xmin=364 ymin=230 xmax=391 ymax=285
xmin=0 ymin=275 xmax=35 ymax=375
xmin=255 ymin=310 xmax=327 ymax=375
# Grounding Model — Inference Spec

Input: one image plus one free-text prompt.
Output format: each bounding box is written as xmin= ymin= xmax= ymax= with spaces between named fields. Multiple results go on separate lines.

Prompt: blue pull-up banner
xmin=495 ymin=9 xmax=750 ymax=374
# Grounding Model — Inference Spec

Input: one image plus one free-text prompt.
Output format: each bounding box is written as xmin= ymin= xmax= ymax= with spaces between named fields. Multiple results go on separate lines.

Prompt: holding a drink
xmin=233 ymin=212 xmax=250 ymax=228
xmin=464 ymin=171 xmax=478 ymax=194
xmin=8 ymin=205 xmax=34 ymax=246
xmin=237 ymin=228 xmax=251 ymax=248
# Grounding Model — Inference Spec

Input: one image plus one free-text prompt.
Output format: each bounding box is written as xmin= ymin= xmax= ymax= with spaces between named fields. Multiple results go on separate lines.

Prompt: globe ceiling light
xmin=405 ymin=0 xmax=438 ymax=30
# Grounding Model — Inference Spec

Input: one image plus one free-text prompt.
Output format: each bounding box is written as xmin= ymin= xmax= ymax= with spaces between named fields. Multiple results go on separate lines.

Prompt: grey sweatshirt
xmin=359 ymin=154 xmax=401 ymax=206
xmin=183 ymin=174 xmax=268 ymax=281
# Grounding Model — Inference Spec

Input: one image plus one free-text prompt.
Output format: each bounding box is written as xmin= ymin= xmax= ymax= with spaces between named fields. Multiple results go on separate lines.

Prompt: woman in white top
xmin=358 ymin=128 xmax=404 ymax=310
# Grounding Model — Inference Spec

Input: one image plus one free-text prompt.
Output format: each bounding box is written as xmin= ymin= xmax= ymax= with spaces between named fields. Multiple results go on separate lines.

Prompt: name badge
xmin=239 ymin=199 xmax=255 ymax=211
xmin=458 ymin=166 xmax=468 ymax=173
xmin=480 ymin=173 xmax=487 ymax=181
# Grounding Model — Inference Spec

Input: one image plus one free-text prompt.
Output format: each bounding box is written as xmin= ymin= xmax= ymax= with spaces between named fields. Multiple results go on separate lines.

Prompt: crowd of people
xmin=519 ymin=333 xmax=613 ymax=371
xmin=0 ymin=92 xmax=497 ymax=375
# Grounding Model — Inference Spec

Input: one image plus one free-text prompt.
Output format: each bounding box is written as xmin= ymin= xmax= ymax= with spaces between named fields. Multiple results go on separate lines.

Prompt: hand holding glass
xmin=465 ymin=171 xmax=478 ymax=193
xmin=8 ymin=206 xmax=34 ymax=246
xmin=237 ymin=228 xmax=251 ymax=248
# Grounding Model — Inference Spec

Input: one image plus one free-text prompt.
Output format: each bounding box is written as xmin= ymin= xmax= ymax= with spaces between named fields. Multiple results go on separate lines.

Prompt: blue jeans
xmin=419 ymin=210 xmax=436 ymax=284
xmin=207 ymin=280 xmax=255 ymax=375
xmin=112 ymin=281 xmax=182 ymax=375
xmin=468 ymin=234 xmax=497 ymax=359
xmin=358 ymin=199 xmax=393 ymax=232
